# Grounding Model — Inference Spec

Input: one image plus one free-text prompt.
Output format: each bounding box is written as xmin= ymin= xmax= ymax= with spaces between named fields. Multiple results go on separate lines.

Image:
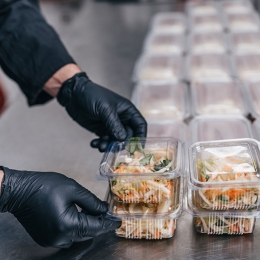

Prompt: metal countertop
xmin=0 ymin=1 xmax=259 ymax=259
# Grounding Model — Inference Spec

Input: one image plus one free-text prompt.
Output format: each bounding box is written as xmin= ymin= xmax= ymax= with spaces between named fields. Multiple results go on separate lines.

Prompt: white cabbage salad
xmin=111 ymin=138 xmax=176 ymax=203
xmin=194 ymin=216 xmax=255 ymax=235
xmin=116 ymin=218 xmax=176 ymax=239
xmin=196 ymin=145 xmax=259 ymax=210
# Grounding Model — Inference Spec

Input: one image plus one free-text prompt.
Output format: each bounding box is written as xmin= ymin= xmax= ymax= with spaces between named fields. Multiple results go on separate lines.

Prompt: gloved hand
xmin=0 ymin=166 xmax=121 ymax=248
xmin=57 ymin=72 xmax=147 ymax=152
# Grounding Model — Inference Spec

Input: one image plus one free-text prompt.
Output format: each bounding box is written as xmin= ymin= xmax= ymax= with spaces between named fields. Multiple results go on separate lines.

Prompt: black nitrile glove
xmin=57 ymin=72 xmax=147 ymax=152
xmin=0 ymin=166 xmax=121 ymax=248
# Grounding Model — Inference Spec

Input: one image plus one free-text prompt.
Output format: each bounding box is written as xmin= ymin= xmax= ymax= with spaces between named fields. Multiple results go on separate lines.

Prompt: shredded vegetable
xmin=116 ymin=218 xmax=176 ymax=239
xmin=194 ymin=216 xmax=255 ymax=235
xmin=196 ymin=149 xmax=259 ymax=210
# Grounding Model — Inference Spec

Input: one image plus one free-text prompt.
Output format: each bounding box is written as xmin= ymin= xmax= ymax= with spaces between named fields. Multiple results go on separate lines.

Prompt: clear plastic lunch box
xmin=232 ymin=53 xmax=260 ymax=80
xmin=189 ymin=14 xmax=224 ymax=33
xmin=244 ymin=80 xmax=260 ymax=119
xmin=253 ymin=118 xmax=260 ymax=141
xmin=220 ymin=0 xmax=253 ymax=15
xmin=186 ymin=53 xmax=234 ymax=81
xmin=131 ymin=81 xmax=189 ymax=121
xmin=99 ymin=138 xmax=184 ymax=204
xmin=150 ymin=12 xmax=186 ymax=34
xmin=187 ymin=32 xmax=229 ymax=54
xmin=188 ymin=138 xmax=260 ymax=212
xmin=132 ymin=54 xmax=183 ymax=82
xmin=143 ymin=32 xmax=185 ymax=55
xmin=228 ymin=31 xmax=260 ymax=53
xmin=190 ymin=80 xmax=248 ymax=116
xmin=147 ymin=121 xmax=187 ymax=141
xmin=225 ymin=12 xmax=260 ymax=33
xmin=189 ymin=115 xmax=253 ymax=144
xmin=186 ymin=1 xmax=219 ymax=17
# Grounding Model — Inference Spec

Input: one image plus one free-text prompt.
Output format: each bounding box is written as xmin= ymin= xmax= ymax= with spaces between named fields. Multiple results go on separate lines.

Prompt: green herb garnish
xmin=154 ymin=159 xmax=172 ymax=172
xmin=140 ymin=154 xmax=154 ymax=166
xmin=126 ymin=137 xmax=144 ymax=157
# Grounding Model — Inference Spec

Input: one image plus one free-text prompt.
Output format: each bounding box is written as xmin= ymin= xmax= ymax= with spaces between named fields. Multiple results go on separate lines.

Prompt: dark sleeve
xmin=0 ymin=0 xmax=75 ymax=106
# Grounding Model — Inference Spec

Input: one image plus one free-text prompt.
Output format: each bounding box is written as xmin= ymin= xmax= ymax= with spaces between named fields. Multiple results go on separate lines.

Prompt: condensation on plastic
xmin=191 ymin=80 xmax=248 ymax=116
xmin=115 ymin=217 xmax=177 ymax=239
xmin=228 ymin=31 xmax=260 ymax=53
xmin=186 ymin=1 xmax=219 ymax=17
xmin=193 ymin=216 xmax=255 ymax=235
xmin=189 ymin=14 xmax=224 ymax=33
xmin=187 ymin=138 xmax=260 ymax=211
xmin=150 ymin=12 xmax=186 ymax=34
xmin=188 ymin=32 xmax=229 ymax=54
xmin=132 ymin=81 xmax=189 ymax=121
xmin=220 ymin=0 xmax=253 ymax=15
xmin=225 ymin=12 xmax=260 ymax=33
xmin=132 ymin=54 xmax=183 ymax=82
xmin=244 ymin=80 xmax=260 ymax=119
xmin=232 ymin=53 xmax=260 ymax=80
xmin=186 ymin=53 xmax=234 ymax=81
xmin=147 ymin=121 xmax=187 ymax=141
xmin=189 ymin=115 xmax=253 ymax=144
xmin=143 ymin=32 xmax=185 ymax=55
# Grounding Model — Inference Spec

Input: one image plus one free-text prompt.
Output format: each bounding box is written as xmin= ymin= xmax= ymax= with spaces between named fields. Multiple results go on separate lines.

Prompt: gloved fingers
xmin=90 ymin=136 xmax=112 ymax=152
xmin=100 ymin=107 xmax=127 ymax=141
xmin=76 ymin=213 xmax=121 ymax=238
xmin=128 ymin=108 xmax=147 ymax=138
xmin=73 ymin=184 xmax=109 ymax=215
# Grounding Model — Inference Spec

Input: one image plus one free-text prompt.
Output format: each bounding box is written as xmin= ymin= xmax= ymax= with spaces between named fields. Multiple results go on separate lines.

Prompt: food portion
xmin=190 ymin=4 xmax=217 ymax=16
xmin=200 ymin=100 xmax=242 ymax=114
xmin=228 ymin=13 xmax=259 ymax=32
xmin=231 ymin=32 xmax=260 ymax=52
xmin=153 ymin=16 xmax=185 ymax=33
xmin=194 ymin=216 xmax=255 ymax=234
xmin=192 ymin=15 xmax=222 ymax=32
xmin=222 ymin=2 xmax=252 ymax=14
xmin=116 ymin=218 xmax=176 ymax=239
xmin=195 ymin=145 xmax=259 ymax=210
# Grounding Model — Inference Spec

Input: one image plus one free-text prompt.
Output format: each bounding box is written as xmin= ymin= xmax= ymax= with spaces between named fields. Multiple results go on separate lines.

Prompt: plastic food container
xmin=151 ymin=12 xmax=186 ymax=34
xmin=189 ymin=115 xmax=253 ymax=144
xmin=143 ymin=32 xmax=185 ymax=55
xmin=99 ymin=138 xmax=184 ymax=204
xmin=186 ymin=53 xmax=234 ymax=81
xmin=132 ymin=54 xmax=183 ymax=82
xmin=253 ymin=118 xmax=260 ymax=141
xmin=132 ymin=81 xmax=189 ymax=121
xmin=191 ymin=80 xmax=247 ymax=116
xmin=220 ymin=0 xmax=253 ymax=15
xmin=188 ymin=32 xmax=228 ymax=54
xmin=244 ymin=80 xmax=260 ymax=118
xmin=186 ymin=1 xmax=219 ymax=16
xmin=147 ymin=121 xmax=186 ymax=141
xmin=188 ymin=138 xmax=260 ymax=212
xmin=228 ymin=31 xmax=260 ymax=53
xmin=189 ymin=14 xmax=224 ymax=33
xmin=233 ymin=53 xmax=260 ymax=80
xmin=225 ymin=12 xmax=260 ymax=32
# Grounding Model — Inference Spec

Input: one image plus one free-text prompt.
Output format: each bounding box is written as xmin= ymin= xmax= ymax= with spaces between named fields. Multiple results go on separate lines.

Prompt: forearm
xmin=0 ymin=170 xmax=4 ymax=196
xmin=0 ymin=0 xmax=75 ymax=105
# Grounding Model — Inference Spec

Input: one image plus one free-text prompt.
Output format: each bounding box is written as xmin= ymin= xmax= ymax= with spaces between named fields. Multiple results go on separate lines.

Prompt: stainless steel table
xmin=0 ymin=1 xmax=259 ymax=259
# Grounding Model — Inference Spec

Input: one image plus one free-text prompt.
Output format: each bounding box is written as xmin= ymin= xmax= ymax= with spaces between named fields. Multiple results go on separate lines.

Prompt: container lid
xmin=253 ymin=118 xmax=260 ymax=141
xmin=104 ymin=177 xmax=183 ymax=219
xmin=132 ymin=81 xmax=189 ymax=121
xmin=188 ymin=32 xmax=228 ymax=54
xmin=189 ymin=138 xmax=260 ymax=187
xmin=143 ymin=32 xmax=185 ymax=55
xmin=150 ymin=12 xmax=186 ymax=34
xmin=99 ymin=137 xmax=183 ymax=178
xmin=186 ymin=1 xmax=219 ymax=16
xmin=191 ymin=80 xmax=248 ymax=116
xmin=226 ymin=12 xmax=260 ymax=32
xmin=189 ymin=14 xmax=224 ymax=33
xmin=228 ymin=31 xmax=260 ymax=53
xmin=132 ymin=54 xmax=183 ymax=82
xmin=245 ymin=80 xmax=260 ymax=118
xmin=220 ymin=0 xmax=253 ymax=15
xmin=147 ymin=121 xmax=187 ymax=141
xmin=233 ymin=53 xmax=260 ymax=80
xmin=189 ymin=115 xmax=253 ymax=144
xmin=186 ymin=53 xmax=234 ymax=81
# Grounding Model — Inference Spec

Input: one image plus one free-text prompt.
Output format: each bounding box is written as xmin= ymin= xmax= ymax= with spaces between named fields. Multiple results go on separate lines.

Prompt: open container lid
xmin=99 ymin=137 xmax=184 ymax=178
xmin=220 ymin=0 xmax=253 ymax=15
xmin=190 ymin=79 xmax=248 ymax=116
xmin=186 ymin=1 xmax=219 ymax=16
xmin=188 ymin=138 xmax=260 ymax=188
xmin=132 ymin=81 xmax=189 ymax=121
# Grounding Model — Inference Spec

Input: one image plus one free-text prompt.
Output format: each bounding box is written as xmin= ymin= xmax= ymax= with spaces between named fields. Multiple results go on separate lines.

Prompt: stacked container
xmin=187 ymin=138 xmax=260 ymax=234
xmin=99 ymin=138 xmax=184 ymax=239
